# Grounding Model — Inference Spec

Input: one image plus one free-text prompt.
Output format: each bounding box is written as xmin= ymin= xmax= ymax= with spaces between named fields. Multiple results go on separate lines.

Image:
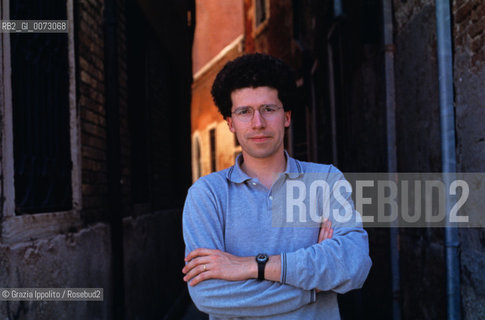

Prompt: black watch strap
xmin=255 ymin=253 xmax=269 ymax=281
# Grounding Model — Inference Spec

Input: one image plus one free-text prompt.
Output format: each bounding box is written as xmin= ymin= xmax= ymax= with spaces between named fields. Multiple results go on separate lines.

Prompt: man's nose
xmin=251 ymin=109 xmax=266 ymax=128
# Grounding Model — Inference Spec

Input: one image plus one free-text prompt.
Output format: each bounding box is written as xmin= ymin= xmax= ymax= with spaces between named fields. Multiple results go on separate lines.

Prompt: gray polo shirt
xmin=183 ymin=153 xmax=372 ymax=319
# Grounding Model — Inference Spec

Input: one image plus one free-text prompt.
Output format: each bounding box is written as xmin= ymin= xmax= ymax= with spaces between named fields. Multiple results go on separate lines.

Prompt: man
xmin=182 ymin=53 xmax=371 ymax=319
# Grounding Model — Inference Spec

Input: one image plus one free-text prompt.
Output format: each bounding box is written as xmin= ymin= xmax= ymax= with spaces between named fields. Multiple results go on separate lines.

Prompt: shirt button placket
xmin=267 ymin=193 xmax=273 ymax=211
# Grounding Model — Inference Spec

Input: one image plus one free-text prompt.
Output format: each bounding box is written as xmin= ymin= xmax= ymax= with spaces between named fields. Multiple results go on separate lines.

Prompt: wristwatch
xmin=255 ymin=253 xmax=269 ymax=281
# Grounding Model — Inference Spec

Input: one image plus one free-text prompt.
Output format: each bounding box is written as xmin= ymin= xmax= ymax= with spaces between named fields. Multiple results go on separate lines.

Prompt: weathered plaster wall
xmin=0 ymin=224 xmax=111 ymax=319
xmin=453 ymin=1 xmax=485 ymax=318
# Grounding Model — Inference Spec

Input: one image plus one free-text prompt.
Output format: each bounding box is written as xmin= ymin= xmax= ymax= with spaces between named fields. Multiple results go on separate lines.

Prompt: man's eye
xmin=238 ymin=109 xmax=251 ymax=115
xmin=263 ymin=106 xmax=277 ymax=112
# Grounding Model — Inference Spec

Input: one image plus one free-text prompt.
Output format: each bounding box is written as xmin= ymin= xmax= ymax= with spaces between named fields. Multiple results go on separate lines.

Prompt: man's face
xmin=226 ymin=86 xmax=291 ymax=160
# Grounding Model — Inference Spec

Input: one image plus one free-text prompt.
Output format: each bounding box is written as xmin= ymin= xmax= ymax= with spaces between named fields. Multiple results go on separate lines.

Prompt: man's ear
xmin=226 ymin=116 xmax=235 ymax=133
xmin=284 ymin=111 xmax=291 ymax=128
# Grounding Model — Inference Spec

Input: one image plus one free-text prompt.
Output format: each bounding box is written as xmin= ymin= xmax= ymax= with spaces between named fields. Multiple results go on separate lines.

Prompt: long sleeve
xmin=280 ymin=167 xmax=372 ymax=293
xmin=182 ymin=179 xmax=315 ymax=318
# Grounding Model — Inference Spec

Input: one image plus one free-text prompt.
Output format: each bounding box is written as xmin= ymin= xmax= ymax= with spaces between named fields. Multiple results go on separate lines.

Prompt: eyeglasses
xmin=231 ymin=104 xmax=284 ymax=122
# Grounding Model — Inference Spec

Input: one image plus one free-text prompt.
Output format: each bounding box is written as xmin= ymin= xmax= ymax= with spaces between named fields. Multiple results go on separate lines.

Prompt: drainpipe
xmin=327 ymin=23 xmax=339 ymax=166
xmin=104 ymin=0 xmax=125 ymax=318
xmin=334 ymin=0 xmax=343 ymax=18
xmin=435 ymin=1 xmax=461 ymax=319
xmin=328 ymin=0 xmax=344 ymax=165
xmin=382 ymin=0 xmax=401 ymax=319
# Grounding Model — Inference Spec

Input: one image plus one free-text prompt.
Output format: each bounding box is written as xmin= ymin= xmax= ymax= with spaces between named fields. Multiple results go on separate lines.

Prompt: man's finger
xmin=318 ymin=219 xmax=333 ymax=243
xmin=183 ymin=263 xmax=208 ymax=283
xmin=318 ymin=224 xmax=324 ymax=242
xmin=318 ymin=228 xmax=324 ymax=243
xmin=318 ymin=219 xmax=327 ymax=242
xmin=188 ymin=269 xmax=213 ymax=286
xmin=185 ymin=248 xmax=219 ymax=262
xmin=324 ymin=220 xmax=332 ymax=238
xmin=182 ymin=256 xmax=210 ymax=274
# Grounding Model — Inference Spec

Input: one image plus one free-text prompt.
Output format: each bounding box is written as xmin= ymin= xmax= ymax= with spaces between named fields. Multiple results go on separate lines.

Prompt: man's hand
xmin=318 ymin=219 xmax=333 ymax=243
xmin=316 ymin=219 xmax=333 ymax=293
xmin=183 ymin=248 xmax=256 ymax=286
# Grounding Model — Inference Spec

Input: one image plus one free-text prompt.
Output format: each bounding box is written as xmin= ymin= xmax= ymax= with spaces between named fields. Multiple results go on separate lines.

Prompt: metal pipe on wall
xmin=382 ymin=0 xmax=401 ymax=319
xmin=334 ymin=0 xmax=343 ymax=17
xmin=435 ymin=1 xmax=461 ymax=319
xmin=327 ymin=23 xmax=339 ymax=166
xmin=328 ymin=0 xmax=343 ymax=166
xmin=104 ymin=0 xmax=125 ymax=318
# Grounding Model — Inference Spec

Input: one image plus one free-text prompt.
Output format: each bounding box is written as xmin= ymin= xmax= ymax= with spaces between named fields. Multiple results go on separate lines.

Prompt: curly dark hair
xmin=211 ymin=53 xmax=298 ymax=118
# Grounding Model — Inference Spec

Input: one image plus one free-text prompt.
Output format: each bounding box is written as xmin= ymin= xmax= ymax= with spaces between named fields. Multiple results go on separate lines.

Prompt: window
xmin=11 ymin=0 xmax=72 ymax=214
xmin=195 ymin=136 xmax=202 ymax=179
xmin=255 ymin=0 xmax=268 ymax=27
xmin=209 ymin=128 xmax=216 ymax=172
xmin=1 ymin=0 xmax=80 ymax=242
xmin=234 ymin=133 xmax=241 ymax=163
xmin=191 ymin=132 xmax=203 ymax=182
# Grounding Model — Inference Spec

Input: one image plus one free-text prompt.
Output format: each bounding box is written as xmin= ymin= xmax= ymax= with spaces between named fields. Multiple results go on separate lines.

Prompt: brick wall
xmin=454 ymin=0 xmax=485 ymax=69
xmin=78 ymin=0 xmax=109 ymax=221
xmin=77 ymin=0 xmax=131 ymax=221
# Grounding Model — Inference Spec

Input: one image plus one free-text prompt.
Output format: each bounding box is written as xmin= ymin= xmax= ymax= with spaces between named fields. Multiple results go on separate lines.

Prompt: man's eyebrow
xmin=232 ymin=106 xmax=250 ymax=111
xmin=234 ymin=104 xmax=278 ymax=109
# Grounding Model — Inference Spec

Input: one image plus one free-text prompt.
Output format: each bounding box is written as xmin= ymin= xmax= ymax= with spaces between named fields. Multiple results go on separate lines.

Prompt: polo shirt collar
xmin=284 ymin=151 xmax=304 ymax=179
xmin=226 ymin=154 xmax=251 ymax=183
xmin=226 ymin=151 xmax=303 ymax=183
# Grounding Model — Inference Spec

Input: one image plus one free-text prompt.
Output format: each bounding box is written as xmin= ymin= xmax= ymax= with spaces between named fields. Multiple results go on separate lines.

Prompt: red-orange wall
xmin=192 ymin=0 xmax=244 ymax=74
xmin=191 ymin=44 xmax=242 ymax=133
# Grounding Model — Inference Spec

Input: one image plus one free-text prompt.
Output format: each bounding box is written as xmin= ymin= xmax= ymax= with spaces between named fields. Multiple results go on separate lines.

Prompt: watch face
xmin=256 ymin=254 xmax=268 ymax=263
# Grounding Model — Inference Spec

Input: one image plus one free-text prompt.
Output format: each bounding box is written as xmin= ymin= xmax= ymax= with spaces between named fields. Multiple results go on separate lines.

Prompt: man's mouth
xmin=248 ymin=136 xmax=271 ymax=142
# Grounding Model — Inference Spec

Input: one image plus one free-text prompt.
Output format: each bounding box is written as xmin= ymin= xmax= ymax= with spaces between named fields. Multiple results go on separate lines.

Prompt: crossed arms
xmin=182 ymin=219 xmax=334 ymax=286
